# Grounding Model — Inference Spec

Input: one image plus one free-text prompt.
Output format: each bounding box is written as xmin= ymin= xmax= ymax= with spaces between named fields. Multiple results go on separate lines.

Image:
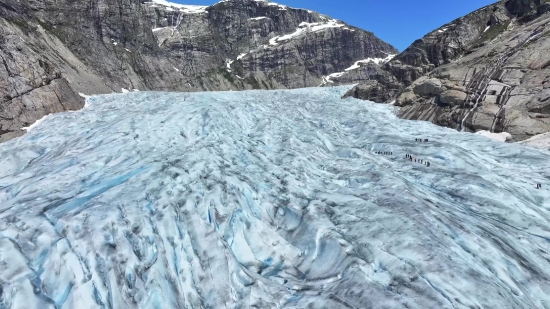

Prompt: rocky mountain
xmin=346 ymin=0 xmax=550 ymax=142
xmin=0 ymin=0 xmax=397 ymax=142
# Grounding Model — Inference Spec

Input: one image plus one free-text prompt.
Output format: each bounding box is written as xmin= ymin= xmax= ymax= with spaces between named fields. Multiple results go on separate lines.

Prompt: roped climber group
xmin=406 ymin=154 xmax=430 ymax=167
xmin=375 ymin=138 xmax=543 ymax=189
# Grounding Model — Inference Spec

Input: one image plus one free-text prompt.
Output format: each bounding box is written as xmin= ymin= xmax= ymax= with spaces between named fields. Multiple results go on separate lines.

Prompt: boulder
xmin=395 ymin=89 xmax=417 ymax=106
xmin=413 ymin=78 xmax=444 ymax=96
xmin=439 ymin=90 xmax=467 ymax=106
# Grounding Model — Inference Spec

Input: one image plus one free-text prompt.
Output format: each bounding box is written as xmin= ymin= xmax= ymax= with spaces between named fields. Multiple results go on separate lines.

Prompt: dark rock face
xmin=0 ymin=0 xmax=397 ymax=141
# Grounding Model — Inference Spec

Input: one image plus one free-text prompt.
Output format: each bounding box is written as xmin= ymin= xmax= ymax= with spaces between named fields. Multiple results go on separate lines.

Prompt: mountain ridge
xmin=3 ymin=0 xmax=550 ymax=143
xmin=0 ymin=0 xmax=397 ymax=142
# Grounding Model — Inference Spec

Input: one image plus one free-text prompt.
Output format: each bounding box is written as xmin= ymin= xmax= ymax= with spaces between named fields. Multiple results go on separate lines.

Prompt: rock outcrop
xmin=0 ymin=0 xmax=397 ymax=141
xmin=347 ymin=0 xmax=550 ymax=141
xmin=396 ymin=2 xmax=550 ymax=141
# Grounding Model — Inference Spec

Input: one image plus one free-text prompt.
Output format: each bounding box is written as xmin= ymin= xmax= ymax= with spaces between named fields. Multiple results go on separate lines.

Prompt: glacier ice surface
xmin=1 ymin=87 xmax=550 ymax=308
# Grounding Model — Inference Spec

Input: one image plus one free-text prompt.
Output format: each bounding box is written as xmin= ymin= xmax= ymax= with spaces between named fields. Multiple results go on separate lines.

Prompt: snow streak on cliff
xmin=0 ymin=87 xmax=549 ymax=308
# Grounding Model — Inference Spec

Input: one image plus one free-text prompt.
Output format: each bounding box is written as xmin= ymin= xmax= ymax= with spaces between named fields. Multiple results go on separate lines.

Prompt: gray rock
xmin=0 ymin=0 xmax=397 ymax=140
xmin=395 ymin=89 xmax=417 ymax=107
xmin=346 ymin=0 xmax=511 ymax=104
xmin=439 ymin=90 xmax=466 ymax=106
xmin=413 ymin=78 xmax=444 ymax=96
xmin=352 ymin=0 xmax=550 ymax=141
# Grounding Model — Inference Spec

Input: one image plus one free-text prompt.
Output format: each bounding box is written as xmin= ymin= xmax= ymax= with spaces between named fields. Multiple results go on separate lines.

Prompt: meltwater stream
xmin=1 ymin=87 xmax=550 ymax=309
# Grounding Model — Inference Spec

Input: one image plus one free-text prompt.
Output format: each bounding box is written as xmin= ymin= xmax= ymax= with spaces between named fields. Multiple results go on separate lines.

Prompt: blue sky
xmin=170 ymin=0 xmax=497 ymax=51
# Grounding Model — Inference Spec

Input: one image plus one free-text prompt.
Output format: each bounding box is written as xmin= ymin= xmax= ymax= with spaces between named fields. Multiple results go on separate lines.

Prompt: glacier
xmin=0 ymin=86 xmax=550 ymax=309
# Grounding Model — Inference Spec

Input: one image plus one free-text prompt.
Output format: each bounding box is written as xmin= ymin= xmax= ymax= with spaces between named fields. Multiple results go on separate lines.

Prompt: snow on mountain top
xmin=214 ymin=0 xmax=286 ymax=10
xmin=146 ymin=0 xmax=207 ymax=13
xmin=253 ymin=0 xmax=288 ymax=10
xmin=147 ymin=0 xmax=316 ymax=16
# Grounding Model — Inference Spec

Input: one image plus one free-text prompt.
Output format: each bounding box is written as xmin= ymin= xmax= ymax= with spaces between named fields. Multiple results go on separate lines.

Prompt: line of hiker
xmin=376 ymin=151 xmax=393 ymax=155
xmin=536 ymin=183 xmax=542 ymax=189
xmin=406 ymin=154 xmax=430 ymax=167
xmin=415 ymin=138 xmax=429 ymax=142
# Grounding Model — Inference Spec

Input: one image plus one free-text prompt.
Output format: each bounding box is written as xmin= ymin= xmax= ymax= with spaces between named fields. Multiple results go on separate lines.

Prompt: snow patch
xmin=79 ymin=93 xmax=92 ymax=108
xmin=226 ymin=59 xmax=234 ymax=72
xmin=269 ymin=19 xmax=345 ymax=46
xmin=484 ymin=26 xmax=491 ymax=33
xmin=121 ymin=88 xmax=130 ymax=93
xmin=237 ymin=53 xmax=247 ymax=60
xmin=20 ymin=114 xmax=51 ymax=132
xmin=320 ymin=53 xmax=396 ymax=85
xmin=344 ymin=54 xmax=396 ymax=71
xmin=475 ymin=130 xmax=512 ymax=142
xmin=146 ymin=0 xmax=207 ymax=14
xmin=266 ymin=1 xmax=287 ymax=10
xmin=250 ymin=17 xmax=268 ymax=21
xmin=519 ymin=132 xmax=550 ymax=149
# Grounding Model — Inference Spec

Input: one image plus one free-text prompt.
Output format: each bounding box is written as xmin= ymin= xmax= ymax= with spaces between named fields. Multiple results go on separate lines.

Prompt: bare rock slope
xmin=0 ymin=0 xmax=397 ymax=141
xmin=348 ymin=0 xmax=550 ymax=141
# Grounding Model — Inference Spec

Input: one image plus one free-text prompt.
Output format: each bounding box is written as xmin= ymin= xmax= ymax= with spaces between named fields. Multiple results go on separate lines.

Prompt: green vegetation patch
xmin=9 ymin=19 xmax=32 ymax=34
xmin=219 ymin=69 xmax=235 ymax=83
xmin=478 ymin=21 xmax=510 ymax=43
xmin=37 ymin=20 xmax=54 ymax=33
xmin=246 ymin=76 xmax=261 ymax=89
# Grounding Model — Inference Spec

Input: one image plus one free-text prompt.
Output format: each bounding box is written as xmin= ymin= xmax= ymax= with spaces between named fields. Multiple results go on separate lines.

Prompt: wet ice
xmin=0 ymin=87 xmax=550 ymax=308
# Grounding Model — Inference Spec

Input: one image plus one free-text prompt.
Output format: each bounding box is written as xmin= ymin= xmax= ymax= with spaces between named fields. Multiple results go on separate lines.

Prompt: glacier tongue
xmin=1 ymin=87 xmax=550 ymax=308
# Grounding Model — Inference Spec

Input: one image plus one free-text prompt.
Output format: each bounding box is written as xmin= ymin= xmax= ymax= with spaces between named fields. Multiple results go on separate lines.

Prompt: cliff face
xmin=347 ymin=0 xmax=550 ymax=141
xmin=0 ymin=0 xmax=397 ymax=141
